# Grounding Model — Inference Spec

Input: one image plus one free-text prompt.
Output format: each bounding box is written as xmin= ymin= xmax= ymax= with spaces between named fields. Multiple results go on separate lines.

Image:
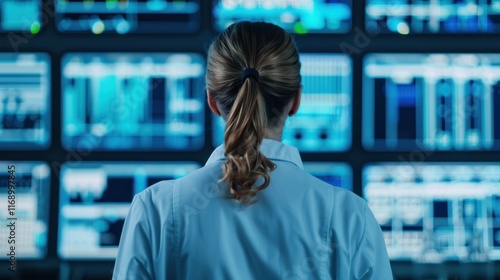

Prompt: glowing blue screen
xmin=58 ymin=162 xmax=200 ymax=259
xmin=366 ymin=0 xmax=500 ymax=34
xmin=55 ymin=0 xmax=200 ymax=34
xmin=62 ymin=53 xmax=205 ymax=151
xmin=0 ymin=53 xmax=50 ymax=149
xmin=0 ymin=162 xmax=50 ymax=259
xmin=213 ymin=0 xmax=352 ymax=34
xmin=363 ymin=163 xmax=500 ymax=262
xmin=0 ymin=0 xmax=41 ymax=32
xmin=363 ymin=54 xmax=500 ymax=151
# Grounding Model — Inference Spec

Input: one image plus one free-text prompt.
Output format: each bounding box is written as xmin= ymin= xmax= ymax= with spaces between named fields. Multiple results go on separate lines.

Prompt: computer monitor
xmin=0 ymin=162 xmax=50 ymax=259
xmin=58 ymin=162 xmax=200 ymax=259
xmin=366 ymin=0 xmax=500 ymax=34
xmin=213 ymin=54 xmax=352 ymax=152
xmin=213 ymin=0 xmax=352 ymax=34
xmin=363 ymin=163 xmax=500 ymax=262
xmin=61 ymin=53 xmax=205 ymax=151
xmin=0 ymin=53 xmax=50 ymax=149
xmin=363 ymin=53 xmax=500 ymax=151
xmin=0 ymin=0 xmax=41 ymax=33
xmin=55 ymin=0 xmax=200 ymax=33
xmin=303 ymin=162 xmax=352 ymax=191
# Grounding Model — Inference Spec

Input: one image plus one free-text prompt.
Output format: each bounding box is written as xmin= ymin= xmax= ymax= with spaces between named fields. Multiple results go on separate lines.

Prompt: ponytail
xmin=206 ymin=22 xmax=301 ymax=205
xmin=221 ymin=77 xmax=276 ymax=204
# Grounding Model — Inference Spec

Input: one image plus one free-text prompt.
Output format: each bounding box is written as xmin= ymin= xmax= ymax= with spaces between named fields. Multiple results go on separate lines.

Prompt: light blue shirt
xmin=113 ymin=139 xmax=393 ymax=280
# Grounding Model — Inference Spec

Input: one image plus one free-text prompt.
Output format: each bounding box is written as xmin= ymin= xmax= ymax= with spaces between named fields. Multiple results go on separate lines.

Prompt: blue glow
xmin=363 ymin=53 xmax=500 ymax=151
xmin=213 ymin=0 xmax=352 ymax=33
xmin=58 ymin=162 xmax=200 ymax=259
xmin=61 ymin=53 xmax=205 ymax=151
xmin=0 ymin=53 xmax=51 ymax=150
xmin=363 ymin=163 xmax=500 ymax=262
xmin=213 ymin=54 xmax=352 ymax=152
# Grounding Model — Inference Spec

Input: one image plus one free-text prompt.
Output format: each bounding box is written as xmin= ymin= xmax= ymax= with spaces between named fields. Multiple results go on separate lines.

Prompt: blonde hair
xmin=206 ymin=22 xmax=301 ymax=204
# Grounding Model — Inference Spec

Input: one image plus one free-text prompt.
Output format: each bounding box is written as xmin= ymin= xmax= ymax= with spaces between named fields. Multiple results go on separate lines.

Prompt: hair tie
xmin=241 ymin=68 xmax=260 ymax=82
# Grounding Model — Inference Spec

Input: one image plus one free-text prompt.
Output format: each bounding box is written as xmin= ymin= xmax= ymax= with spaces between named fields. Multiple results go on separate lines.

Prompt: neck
xmin=264 ymin=126 xmax=284 ymax=141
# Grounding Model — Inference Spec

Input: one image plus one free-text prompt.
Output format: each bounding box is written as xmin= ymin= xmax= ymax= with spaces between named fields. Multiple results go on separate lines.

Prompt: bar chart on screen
xmin=363 ymin=53 xmax=500 ymax=151
xmin=61 ymin=53 xmax=205 ymax=151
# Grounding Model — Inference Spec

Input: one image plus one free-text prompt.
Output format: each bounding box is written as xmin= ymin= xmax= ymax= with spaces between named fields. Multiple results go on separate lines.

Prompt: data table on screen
xmin=363 ymin=163 xmax=500 ymax=262
xmin=213 ymin=0 xmax=352 ymax=34
xmin=58 ymin=162 xmax=199 ymax=259
xmin=0 ymin=162 xmax=50 ymax=259
xmin=213 ymin=54 xmax=352 ymax=152
xmin=363 ymin=53 xmax=500 ymax=151
xmin=0 ymin=0 xmax=41 ymax=33
xmin=0 ymin=53 xmax=51 ymax=150
xmin=62 ymin=53 xmax=205 ymax=151
xmin=303 ymin=162 xmax=352 ymax=191
xmin=366 ymin=0 xmax=500 ymax=34
xmin=55 ymin=0 xmax=200 ymax=34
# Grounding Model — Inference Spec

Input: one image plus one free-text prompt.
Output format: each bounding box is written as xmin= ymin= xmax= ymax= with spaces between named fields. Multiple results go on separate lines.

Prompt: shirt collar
xmin=205 ymin=139 xmax=304 ymax=169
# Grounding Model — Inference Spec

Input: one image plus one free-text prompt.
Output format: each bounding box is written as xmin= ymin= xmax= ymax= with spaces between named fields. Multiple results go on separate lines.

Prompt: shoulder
xmin=330 ymin=186 xmax=369 ymax=230
xmin=124 ymin=180 xmax=176 ymax=229
xmin=137 ymin=179 xmax=175 ymax=205
xmin=332 ymin=187 xmax=367 ymax=214
xmin=328 ymin=186 xmax=372 ymax=248
xmin=312 ymin=175 xmax=368 ymax=230
xmin=137 ymin=163 xmax=223 ymax=206
xmin=294 ymin=167 xmax=358 ymax=205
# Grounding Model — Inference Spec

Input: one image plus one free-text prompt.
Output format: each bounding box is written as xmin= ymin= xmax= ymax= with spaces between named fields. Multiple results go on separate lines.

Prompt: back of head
xmin=206 ymin=22 xmax=301 ymax=205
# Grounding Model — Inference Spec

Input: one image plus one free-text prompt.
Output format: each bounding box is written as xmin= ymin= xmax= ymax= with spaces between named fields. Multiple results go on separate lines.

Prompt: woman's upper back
xmin=113 ymin=140 xmax=393 ymax=280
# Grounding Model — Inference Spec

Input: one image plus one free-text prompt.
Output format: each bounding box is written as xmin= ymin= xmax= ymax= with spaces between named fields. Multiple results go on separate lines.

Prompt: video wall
xmin=0 ymin=0 xmax=499 ymax=278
